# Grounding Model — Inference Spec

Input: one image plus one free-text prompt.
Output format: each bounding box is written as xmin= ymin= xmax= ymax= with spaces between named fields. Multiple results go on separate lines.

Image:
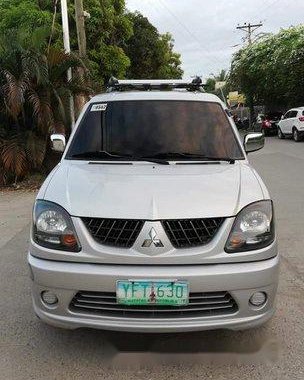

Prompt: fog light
xmin=41 ymin=291 xmax=58 ymax=305
xmin=249 ymin=292 xmax=267 ymax=307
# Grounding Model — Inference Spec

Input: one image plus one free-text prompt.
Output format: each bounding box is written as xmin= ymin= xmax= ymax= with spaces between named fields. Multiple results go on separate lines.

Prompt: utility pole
xmin=236 ymin=22 xmax=263 ymax=45
xmin=75 ymin=0 xmax=87 ymax=57
xmin=60 ymin=0 xmax=75 ymax=127
xmin=74 ymin=0 xmax=88 ymax=115
xmin=236 ymin=22 xmax=263 ymax=130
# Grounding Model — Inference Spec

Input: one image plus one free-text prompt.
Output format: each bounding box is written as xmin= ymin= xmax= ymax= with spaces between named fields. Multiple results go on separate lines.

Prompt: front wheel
xmin=293 ymin=128 xmax=302 ymax=142
xmin=278 ymin=128 xmax=285 ymax=139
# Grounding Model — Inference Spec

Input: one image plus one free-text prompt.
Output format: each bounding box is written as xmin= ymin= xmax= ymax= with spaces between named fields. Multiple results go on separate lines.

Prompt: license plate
xmin=116 ymin=280 xmax=189 ymax=306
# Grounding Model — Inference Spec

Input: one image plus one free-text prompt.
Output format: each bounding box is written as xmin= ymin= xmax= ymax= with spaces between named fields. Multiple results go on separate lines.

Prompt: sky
xmin=126 ymin=0 xmax=303 ymax=80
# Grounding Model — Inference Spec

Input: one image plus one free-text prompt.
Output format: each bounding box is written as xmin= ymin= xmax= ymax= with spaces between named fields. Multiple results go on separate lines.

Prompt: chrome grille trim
xmin=70 ymin=291 xmax=238 ymax=318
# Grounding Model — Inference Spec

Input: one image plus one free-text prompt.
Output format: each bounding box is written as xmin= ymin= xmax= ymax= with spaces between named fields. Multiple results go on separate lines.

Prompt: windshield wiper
xmin=147 ymin=152 xmax=236 ymax=164
xmin=71 ymin=151 xmax=126 ymax=159
xmin=71 ymin=151 xmax=170 ymax=165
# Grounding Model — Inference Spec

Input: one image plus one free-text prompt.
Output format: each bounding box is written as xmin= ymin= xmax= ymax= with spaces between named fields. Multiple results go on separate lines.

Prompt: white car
xmin=28 ymin=79 xmax=279 ymax=332
xmin=278 ymin=107 xmax=304 ymax=141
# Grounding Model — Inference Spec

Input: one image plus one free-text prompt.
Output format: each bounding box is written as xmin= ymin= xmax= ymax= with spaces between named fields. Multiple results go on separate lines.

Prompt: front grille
xmin=70 ymin=291 xmax=238 ymax=318
xmin=82 ymin=218 xmax=144 ymax=248
xmin=162 ymin=218 xmax=224 ymax=248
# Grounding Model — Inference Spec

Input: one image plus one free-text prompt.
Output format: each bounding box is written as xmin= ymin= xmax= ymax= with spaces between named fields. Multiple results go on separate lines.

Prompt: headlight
xmin=33 ymin=200 xmax=81 ymax=252
xmin=225 ymin=200 xmax=274 ymax=253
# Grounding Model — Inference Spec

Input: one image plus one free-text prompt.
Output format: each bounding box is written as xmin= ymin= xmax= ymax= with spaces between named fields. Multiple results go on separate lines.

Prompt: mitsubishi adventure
xmin=28 ymin=79 xmax=279 ymax=332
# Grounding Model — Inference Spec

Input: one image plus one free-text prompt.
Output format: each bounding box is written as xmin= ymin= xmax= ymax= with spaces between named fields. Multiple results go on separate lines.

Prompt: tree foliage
xmin=0 ymin=0 xmax=183 ymax=184
xmin=125 ymin=13 xmax=183 ymax=79
xmin=204 ymin=69 xmax=228 ymax=92
xmin=0 ymin=0 xmax=53 ymax=31
xmin=229 ymin=25 xmax=304 ymax=110
xmin=0 ymin=28 xmax=92 ymax=183
xmin=70 ymin=0 xmax=133 ymax=85
xmin=204 ymin=70 xmax=229 ymax=104
xmin=0 ymin=1 xmax=183 ymax=85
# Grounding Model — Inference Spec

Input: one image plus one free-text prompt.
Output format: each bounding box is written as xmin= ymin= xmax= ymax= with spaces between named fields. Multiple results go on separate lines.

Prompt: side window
xmin=284 ymin=111 xmax=290 ymax=119
xmin=290 ymin=111 xmax=298 ymax=118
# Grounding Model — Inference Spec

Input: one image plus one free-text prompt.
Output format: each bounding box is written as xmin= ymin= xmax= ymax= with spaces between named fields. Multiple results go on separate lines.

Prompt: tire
xmin=278 ymin=128 xmax=285 ymax=139
xmin=292 ymin=128 xmax=302 ymax=142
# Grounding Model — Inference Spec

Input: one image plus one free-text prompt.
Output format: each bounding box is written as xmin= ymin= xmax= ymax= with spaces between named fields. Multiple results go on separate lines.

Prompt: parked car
xmin=261 ymin=112 xmax=283 ymax=136
xmin=28 ymin=79 xmax=279 ymax=332
xmin=255 ymin=112 xmax=282 ymax=135
xmin=278 ymin=107 xmax=304 ymax=141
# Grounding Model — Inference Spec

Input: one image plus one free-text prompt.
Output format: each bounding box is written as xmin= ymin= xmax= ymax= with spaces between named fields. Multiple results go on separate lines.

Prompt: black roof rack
xmin=106 ymin=77 xmax=205 ymax=92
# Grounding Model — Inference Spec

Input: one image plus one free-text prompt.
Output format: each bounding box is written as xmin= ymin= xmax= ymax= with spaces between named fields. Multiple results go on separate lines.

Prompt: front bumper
xmin=28 ymin=254 xmax=279 ymax=332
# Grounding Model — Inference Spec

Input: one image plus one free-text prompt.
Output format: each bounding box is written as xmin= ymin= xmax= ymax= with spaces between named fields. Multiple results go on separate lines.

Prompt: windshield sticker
xmin=91 ymin=103 xmax=107 ymax=112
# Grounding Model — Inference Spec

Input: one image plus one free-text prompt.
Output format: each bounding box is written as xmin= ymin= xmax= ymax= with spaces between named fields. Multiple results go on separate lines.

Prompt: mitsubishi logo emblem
xmin=142 ymin=228 xmax=164 ymax=248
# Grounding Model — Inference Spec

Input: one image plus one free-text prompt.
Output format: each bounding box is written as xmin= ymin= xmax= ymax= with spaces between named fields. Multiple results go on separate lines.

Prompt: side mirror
xmin=50 ymin=134 xmax=66 ymax=153
xmin=281 ymin=115 xmax=284 ymax=120
xmin=244 ymin=132 xmax=265 ymax=153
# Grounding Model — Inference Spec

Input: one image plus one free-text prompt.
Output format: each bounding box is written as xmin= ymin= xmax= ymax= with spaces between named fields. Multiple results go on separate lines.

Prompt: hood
xmin=42 ymin=161 xmax=265 ymax=219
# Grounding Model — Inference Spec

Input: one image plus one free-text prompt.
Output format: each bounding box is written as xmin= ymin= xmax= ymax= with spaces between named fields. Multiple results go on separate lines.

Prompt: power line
xmin=250 ymin=0 xmax=284 ymax=22
xmin=157 ymin=0 xmax=223 ymax=67
xmin=147 ymin=1 xmax=194 ymax=46
xmin=146 ymin=1 xmax=215 ymax=74
xmin=147 ymin=0 xmax=224 ymax=76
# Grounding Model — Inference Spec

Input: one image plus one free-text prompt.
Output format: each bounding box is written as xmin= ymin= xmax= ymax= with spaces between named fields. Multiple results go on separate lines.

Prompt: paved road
xmin=1 ymin=136 xmax=304 ymax=380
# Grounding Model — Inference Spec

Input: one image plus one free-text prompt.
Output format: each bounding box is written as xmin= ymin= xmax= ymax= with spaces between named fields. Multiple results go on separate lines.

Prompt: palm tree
xmin=0 ymin=28 xmax=92 ymax=184
xmin=213 ymin=69 xmax=228 ymax=82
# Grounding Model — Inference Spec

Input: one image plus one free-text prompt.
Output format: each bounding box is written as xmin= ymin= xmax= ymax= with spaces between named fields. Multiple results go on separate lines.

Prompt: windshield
xmin=66 ymin=100 xmax=244 ymax=160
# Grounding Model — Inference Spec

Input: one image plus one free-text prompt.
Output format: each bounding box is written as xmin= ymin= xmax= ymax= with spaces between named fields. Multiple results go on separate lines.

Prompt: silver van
xmin=28 ymin=79 xmax=279 ymax=332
